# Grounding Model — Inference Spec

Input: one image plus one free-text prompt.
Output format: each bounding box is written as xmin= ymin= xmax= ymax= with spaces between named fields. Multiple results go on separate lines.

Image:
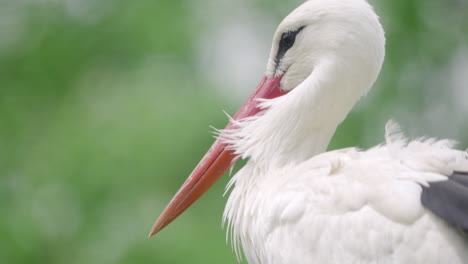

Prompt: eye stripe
xmin=275 ymin=26 xmax=305 ymax=65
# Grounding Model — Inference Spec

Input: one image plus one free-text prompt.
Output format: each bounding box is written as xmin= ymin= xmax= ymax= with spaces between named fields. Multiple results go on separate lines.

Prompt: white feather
xmin=219 ymin=0 xmax=468 ymax=263
xmin=225 ymin=131 xmax=468 ymax=263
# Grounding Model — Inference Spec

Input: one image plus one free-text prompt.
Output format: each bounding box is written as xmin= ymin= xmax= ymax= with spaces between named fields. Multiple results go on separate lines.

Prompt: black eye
xmin=280 ymin=32 xmax=296 ymax=51
xmin=275 ymin=26 xmax=305 ymax=65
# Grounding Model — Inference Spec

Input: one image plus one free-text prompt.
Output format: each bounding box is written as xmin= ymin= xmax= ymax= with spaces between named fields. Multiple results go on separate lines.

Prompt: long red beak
xmin=149 ymin=75 xmax=286 ymax=238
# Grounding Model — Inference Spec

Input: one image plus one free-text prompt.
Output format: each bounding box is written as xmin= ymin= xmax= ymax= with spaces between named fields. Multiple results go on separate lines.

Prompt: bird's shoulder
xmin=270 ymin=125 xmax=468 ymax=228
xmin=258 ymin=139 xmax=468 ymax=264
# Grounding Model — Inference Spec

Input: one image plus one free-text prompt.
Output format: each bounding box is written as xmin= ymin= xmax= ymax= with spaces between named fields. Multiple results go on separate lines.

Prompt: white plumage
xmin=150 ymin=0 xmax=468 ymax=263
xmin=224 ymin=122 xmax=468 ymax=263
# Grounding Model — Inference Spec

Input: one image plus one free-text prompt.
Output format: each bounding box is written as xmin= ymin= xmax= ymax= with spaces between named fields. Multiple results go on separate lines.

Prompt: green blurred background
xmin=0 ymin=0 xmax=467 ymax=263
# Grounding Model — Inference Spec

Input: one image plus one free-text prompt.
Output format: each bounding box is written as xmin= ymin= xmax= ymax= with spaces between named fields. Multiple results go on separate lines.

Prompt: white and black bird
xmin=150 ymin=0 xmax=468 ymax=263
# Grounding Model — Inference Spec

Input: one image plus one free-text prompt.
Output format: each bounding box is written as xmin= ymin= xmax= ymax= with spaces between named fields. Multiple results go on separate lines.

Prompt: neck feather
xmin=223 ymin=59 xmax=365 ymax=169
xmin=222 ymin=60 xmax=374 ymax=259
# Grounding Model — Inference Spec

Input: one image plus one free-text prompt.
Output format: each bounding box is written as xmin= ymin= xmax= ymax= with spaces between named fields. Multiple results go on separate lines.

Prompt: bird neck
xmin=227 ymin=59 xmax=366 ymax=170
xmin=223 ymin=62 xmax=372 ymax=255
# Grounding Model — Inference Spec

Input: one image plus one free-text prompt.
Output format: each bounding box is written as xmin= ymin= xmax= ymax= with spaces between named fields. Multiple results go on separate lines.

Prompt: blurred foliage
xmin=0 ymin=0 xmax=467 ymax=263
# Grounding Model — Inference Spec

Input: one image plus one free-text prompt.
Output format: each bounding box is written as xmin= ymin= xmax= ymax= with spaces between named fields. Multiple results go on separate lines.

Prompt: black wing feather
xmin=452 ymin=171 xmax=468 ymax=188
xmin=421 ymin=172 xmax=468 ymax=231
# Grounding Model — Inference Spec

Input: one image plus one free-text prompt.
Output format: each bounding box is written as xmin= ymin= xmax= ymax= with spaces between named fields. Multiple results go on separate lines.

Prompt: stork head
xmin=149 ymin=0 xmax=385 ymax=237
xmin=268 ymin=0 xmax=385 ymax=93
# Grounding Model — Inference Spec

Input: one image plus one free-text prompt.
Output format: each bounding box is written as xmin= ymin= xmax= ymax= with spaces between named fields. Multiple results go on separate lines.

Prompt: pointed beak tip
xmin=147 ymin=232 xmax=155 ymax=239
xmin=148 ymin=222 xmax=162 ymax=239
xmin=148 ymin=215 xmax=167 ymax=239
xmin=147 ymin=229 xmax=156 ymax=239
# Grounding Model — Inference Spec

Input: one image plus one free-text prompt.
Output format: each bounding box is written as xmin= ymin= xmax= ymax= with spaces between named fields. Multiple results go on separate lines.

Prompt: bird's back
xmin=225 ymin=124 xmax=468 ymax=264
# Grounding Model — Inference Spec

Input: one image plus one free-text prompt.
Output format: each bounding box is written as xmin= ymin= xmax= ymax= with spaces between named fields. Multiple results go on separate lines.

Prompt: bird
xmin=149 ymin=0 xmax=468 ymax=263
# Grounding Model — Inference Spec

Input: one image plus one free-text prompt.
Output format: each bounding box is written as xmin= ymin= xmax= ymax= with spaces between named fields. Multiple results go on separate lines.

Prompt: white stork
xmin=149 ymin=0 xmax=468 ymax=263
